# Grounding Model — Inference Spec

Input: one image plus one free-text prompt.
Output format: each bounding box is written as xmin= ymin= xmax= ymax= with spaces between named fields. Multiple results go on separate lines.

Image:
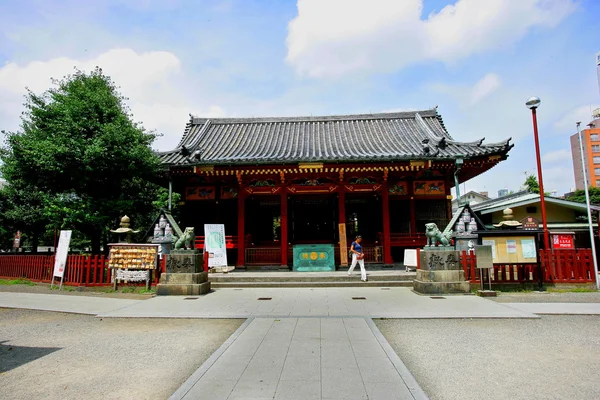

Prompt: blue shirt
xmin=351 ymin=241 xmax=362 ymax=253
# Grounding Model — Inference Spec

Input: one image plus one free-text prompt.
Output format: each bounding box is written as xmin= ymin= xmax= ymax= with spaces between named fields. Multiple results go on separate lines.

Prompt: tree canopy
xmin=0 ymin=67 xmax=164 ymax=252
xmin=523 ymin=174 xmax=540 ymax=194
xmin=566 ymin=187 xmax=600 ymax=205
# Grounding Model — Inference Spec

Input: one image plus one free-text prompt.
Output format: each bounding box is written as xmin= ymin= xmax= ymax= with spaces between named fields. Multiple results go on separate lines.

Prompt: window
xmin=594 ymin=156 xmax=600 ymax=164
xmin=593 ymin=145 xmax=600 ymax=152
xmin=595 ymin=168 xmax=600 ymax=176
xmin=591 ymin=134 xmax=600 ymax=141
xmin=596 ymin=181 xmax=600 ymax=188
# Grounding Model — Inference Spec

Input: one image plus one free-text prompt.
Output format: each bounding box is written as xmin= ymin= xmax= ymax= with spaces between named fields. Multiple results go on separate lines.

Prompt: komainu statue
xmin=425 ymin=223 xmax=452 ymax=247
xmin=174 ymin=227 xmax=195 ymax=250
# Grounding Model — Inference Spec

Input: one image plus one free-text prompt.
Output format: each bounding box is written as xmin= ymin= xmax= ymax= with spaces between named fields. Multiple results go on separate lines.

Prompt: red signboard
xmin=552 ymin=234 xmax=574 ymax=249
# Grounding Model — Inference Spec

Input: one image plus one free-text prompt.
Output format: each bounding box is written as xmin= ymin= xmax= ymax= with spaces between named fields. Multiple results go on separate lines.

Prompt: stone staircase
xmin=209 ymin=270 xmax=416 ymax=288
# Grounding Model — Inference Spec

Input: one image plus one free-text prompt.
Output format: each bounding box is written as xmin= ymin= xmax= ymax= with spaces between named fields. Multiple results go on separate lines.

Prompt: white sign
xmin=482 ymin=240 xmax=496 ymax=260
xmin=53 ymin=230 xmax=72 ymax=279
xmin=204 ymin=224 xmax=228 ymax=268
xmin=521 ymin=239 xmax=536 ymax=259
xmin=404 ymin=249 xmax=418 ymax=272
xmin=506 ymin=240 xmax=517 ymax=254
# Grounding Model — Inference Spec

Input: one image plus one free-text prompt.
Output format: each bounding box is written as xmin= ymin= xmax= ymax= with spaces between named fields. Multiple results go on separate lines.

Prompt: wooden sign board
xmin=339 ymin=223 xmax=348 ymax=266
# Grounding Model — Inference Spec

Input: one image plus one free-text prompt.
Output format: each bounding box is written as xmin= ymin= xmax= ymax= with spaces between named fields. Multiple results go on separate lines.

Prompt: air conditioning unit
xmin=593 ymin=108 xmax=600 ymax=119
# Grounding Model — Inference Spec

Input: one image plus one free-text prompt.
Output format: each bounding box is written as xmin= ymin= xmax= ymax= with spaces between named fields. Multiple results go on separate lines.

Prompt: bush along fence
xmin=0 ymin=255 xmax=166 ymax=287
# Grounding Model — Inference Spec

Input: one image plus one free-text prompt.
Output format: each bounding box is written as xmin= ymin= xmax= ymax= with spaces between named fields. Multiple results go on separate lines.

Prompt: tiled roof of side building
xmin=158 ymin=109 xmax=514 ymax=166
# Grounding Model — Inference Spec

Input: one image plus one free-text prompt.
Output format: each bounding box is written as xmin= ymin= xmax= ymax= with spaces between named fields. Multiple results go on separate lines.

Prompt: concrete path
xmin=97 ymin=287 xmax=538 ymax=319
xmin=504 ymin=302 xmax=600 ymax=315
xmin=171 ymin=317 xmax=427 ymax=400
xmin=0 ymin=292 xmax=141 ymax=315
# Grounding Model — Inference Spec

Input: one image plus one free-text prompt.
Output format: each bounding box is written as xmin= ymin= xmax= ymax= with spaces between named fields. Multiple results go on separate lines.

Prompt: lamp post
xmin=525 ymin=97 xmax=550 ymax=250
xmin=577 ymin=122 xmax=600 ymax=289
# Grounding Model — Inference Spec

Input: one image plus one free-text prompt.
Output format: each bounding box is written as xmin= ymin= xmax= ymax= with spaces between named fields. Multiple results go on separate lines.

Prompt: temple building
xmin=158 ymin=109 xmax=513 ymax=268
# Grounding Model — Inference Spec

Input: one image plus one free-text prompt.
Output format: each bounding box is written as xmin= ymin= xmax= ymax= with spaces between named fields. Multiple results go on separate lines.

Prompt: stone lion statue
xmin=174 ymin=227 xmax=195 ymax=250
xmin=425 ymin=223 xmax=452 ymax=247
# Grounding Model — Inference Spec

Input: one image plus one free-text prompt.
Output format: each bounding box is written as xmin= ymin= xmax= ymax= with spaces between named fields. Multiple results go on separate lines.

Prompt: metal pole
xmin=530 ymin=108 xmax=550 ymax=249
xmin=168 ymin=179 xmax=172 ymax=211
xmin=576 ymin=122 xmax=600 ymax=289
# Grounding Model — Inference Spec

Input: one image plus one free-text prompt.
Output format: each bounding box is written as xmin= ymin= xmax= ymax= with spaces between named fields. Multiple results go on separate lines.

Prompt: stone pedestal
xmin=413 ymin=248 xmax=470 ymax=294
xmin=157 ymin=250 xmax=211 ymax=295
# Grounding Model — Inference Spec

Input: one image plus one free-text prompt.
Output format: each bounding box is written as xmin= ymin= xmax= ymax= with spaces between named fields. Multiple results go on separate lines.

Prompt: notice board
xmin=481 ymin=236 xmax=538 ymax=263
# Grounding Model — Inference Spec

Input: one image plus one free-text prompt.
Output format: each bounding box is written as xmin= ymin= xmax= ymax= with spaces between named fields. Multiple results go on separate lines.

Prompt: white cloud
xmin=553 ymin=104 xmax=600 ymax=134
xmin=0 ymin=48 xmax=225 ymax=151
xmin=543 ymin=149 xmax=572 ymax=164
xmin=286 ymin=0 xmax=576 ymax=77
xmin=470 ymin=73 xmax=501 ymax=105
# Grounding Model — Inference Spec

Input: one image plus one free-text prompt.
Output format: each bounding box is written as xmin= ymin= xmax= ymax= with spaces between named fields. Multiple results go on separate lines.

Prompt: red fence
xmin=0 ymin=255 xmax=162 ymax=287
xmin=459 ymin=249 xmax=596 ymax=285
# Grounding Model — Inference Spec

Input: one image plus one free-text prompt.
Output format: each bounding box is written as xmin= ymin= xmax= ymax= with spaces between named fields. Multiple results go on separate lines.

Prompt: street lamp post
xmin=526 ymin=97 xmax=550 ymax=250
xmin=577 ymin=122 xmax=600 ymax=289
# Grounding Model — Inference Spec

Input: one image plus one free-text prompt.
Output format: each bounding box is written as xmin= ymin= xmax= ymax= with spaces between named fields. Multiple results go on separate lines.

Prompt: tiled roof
xmin=471 ymin=191 xmax=600 ymax=214
xmin=158 ymin=109 xmax=513 ymax=166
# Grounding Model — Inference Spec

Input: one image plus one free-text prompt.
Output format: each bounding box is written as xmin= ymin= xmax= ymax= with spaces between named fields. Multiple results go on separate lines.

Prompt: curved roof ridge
xmin=190 ymin=109 xmax=438 ymax=125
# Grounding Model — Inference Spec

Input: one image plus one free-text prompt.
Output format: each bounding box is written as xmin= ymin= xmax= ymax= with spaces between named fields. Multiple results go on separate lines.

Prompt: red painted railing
xmin=0 ymin=254 xmax=162 ymax=287
xmin=460 ymin=249 xmax=596 ymax=284
xmin=245 ymin=248 xmax=281 ymax=266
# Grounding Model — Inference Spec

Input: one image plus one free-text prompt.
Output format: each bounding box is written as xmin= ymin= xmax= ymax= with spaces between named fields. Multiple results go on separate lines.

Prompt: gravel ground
xmin=492 ymin=291 xmax=600 ymax=303
xmin=376 ymin=316 xmax=600 ymax=400
xmin=0 ymin=308 xmax=242 ymax=400
xmin=0 ymin=282 xmax=154 ymax=300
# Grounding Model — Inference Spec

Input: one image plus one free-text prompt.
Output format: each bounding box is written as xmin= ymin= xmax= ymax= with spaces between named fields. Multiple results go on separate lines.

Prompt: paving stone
xmin=275 ymin=380 xmax=321 ymax=400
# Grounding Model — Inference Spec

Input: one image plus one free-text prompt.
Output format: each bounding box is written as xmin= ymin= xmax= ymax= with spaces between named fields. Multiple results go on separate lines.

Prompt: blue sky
xmin=1 ymin=0 xmax=599 ymax=197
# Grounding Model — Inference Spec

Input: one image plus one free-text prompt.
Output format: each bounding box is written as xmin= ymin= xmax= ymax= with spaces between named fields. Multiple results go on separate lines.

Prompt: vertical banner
xmin=339 ymin=223 xmax=348 ymax=266
xmin=204 ymin=224 xmax=228 ymax=268
xmin=52 ymin=230 xmax=72 ymax=289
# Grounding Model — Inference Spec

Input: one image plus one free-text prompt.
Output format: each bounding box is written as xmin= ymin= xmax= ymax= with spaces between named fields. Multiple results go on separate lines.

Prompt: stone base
xmin=416 ymin=269 xmax=465 ymax=282
xmin=156 ymin=281 xmax=211 ymax=296
xmin=156 ymin=272 xmax=211 ymax=296
xmin=413 ymin=279 xmax=470 ymax=294
xmin=476 ymin=290 xmax=497 ymax=297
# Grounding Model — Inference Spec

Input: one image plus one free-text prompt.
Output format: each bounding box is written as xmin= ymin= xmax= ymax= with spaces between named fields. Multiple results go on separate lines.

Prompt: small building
xmin=159 ymin=110 xmax=513 ymax=268
xmin=451 ymin=190 xmax=490 ymax=213
xmin=471 ymin=191 xmax=600 ymax=249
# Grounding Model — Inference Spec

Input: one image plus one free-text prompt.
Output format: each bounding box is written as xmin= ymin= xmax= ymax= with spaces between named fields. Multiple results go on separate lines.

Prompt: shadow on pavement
xmin=0 ymin=340 xmax=62 ymax=373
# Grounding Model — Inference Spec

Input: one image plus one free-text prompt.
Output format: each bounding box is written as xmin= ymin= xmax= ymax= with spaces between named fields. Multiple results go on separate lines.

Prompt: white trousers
xmin=348 ymin=254 xmax=366 ymax=280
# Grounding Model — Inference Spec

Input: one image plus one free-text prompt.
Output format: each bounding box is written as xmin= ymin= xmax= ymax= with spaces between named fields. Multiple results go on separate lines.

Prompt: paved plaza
xmin=2 ymin=288 xmax=600 ymax=399
xmin=173 ymin=317 xmax=426 ymax=400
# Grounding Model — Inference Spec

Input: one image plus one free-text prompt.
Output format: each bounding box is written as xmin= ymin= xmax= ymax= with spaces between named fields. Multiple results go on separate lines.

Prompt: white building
xmin=452 ymin=190 xmax=490 ymax=213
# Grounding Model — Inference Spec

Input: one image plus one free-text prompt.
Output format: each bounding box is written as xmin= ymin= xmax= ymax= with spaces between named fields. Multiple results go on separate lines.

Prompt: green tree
xmin=0 ymin=67 xmax=163 ymax=253
xmin=523 ymin=174 xmax=540 ymax=194
xmin=566 ymin=187 xmax=600 ymax=205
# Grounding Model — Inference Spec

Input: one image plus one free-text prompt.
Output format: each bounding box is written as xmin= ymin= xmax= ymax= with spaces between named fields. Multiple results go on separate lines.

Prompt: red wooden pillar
xmin=338 ymin=190 xmax=346 ymax=226
xmin=409 ymin=181 xmax=416 ymax=234
xmin=236 ymin=190 xmax=246 ymax=268
xmin=381 ymin=184 xmax=393 ymax=265
xmin=280 ymin=190 xmax=288 ymax=268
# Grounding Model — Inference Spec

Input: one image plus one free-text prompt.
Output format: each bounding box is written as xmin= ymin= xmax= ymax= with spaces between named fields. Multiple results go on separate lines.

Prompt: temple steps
xmin=209 ymin=270 xmax=416 ymax=288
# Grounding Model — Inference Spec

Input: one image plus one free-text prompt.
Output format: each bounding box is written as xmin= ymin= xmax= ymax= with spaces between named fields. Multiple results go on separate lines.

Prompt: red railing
xmin=460 ymin=249 xmax=596 ymax=285
xmin=0 ymin=254 xmax=162 ymax=287
xmin=245 ymin=248 xmax=281 ymax=266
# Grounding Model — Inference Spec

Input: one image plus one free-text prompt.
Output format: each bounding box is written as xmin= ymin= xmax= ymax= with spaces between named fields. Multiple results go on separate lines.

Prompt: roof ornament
xmin=494 ymin=208 xmax=522 ymax=229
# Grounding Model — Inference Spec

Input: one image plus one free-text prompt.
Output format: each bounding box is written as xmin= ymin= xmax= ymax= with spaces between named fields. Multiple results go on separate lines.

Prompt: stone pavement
xmin=171 ymin=317 xmax=427 ymax=400
xmin=503 ymin=302 xmax=600 ymax=315
xmin=97 ymin=288 xmax=538 ymax=319
xmin=0 ymin=292 xmax=140 ymax=315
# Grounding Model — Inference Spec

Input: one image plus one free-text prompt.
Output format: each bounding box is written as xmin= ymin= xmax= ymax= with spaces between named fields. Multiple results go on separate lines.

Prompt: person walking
xmin=347 ymin=235 xmax=367 ymax=282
